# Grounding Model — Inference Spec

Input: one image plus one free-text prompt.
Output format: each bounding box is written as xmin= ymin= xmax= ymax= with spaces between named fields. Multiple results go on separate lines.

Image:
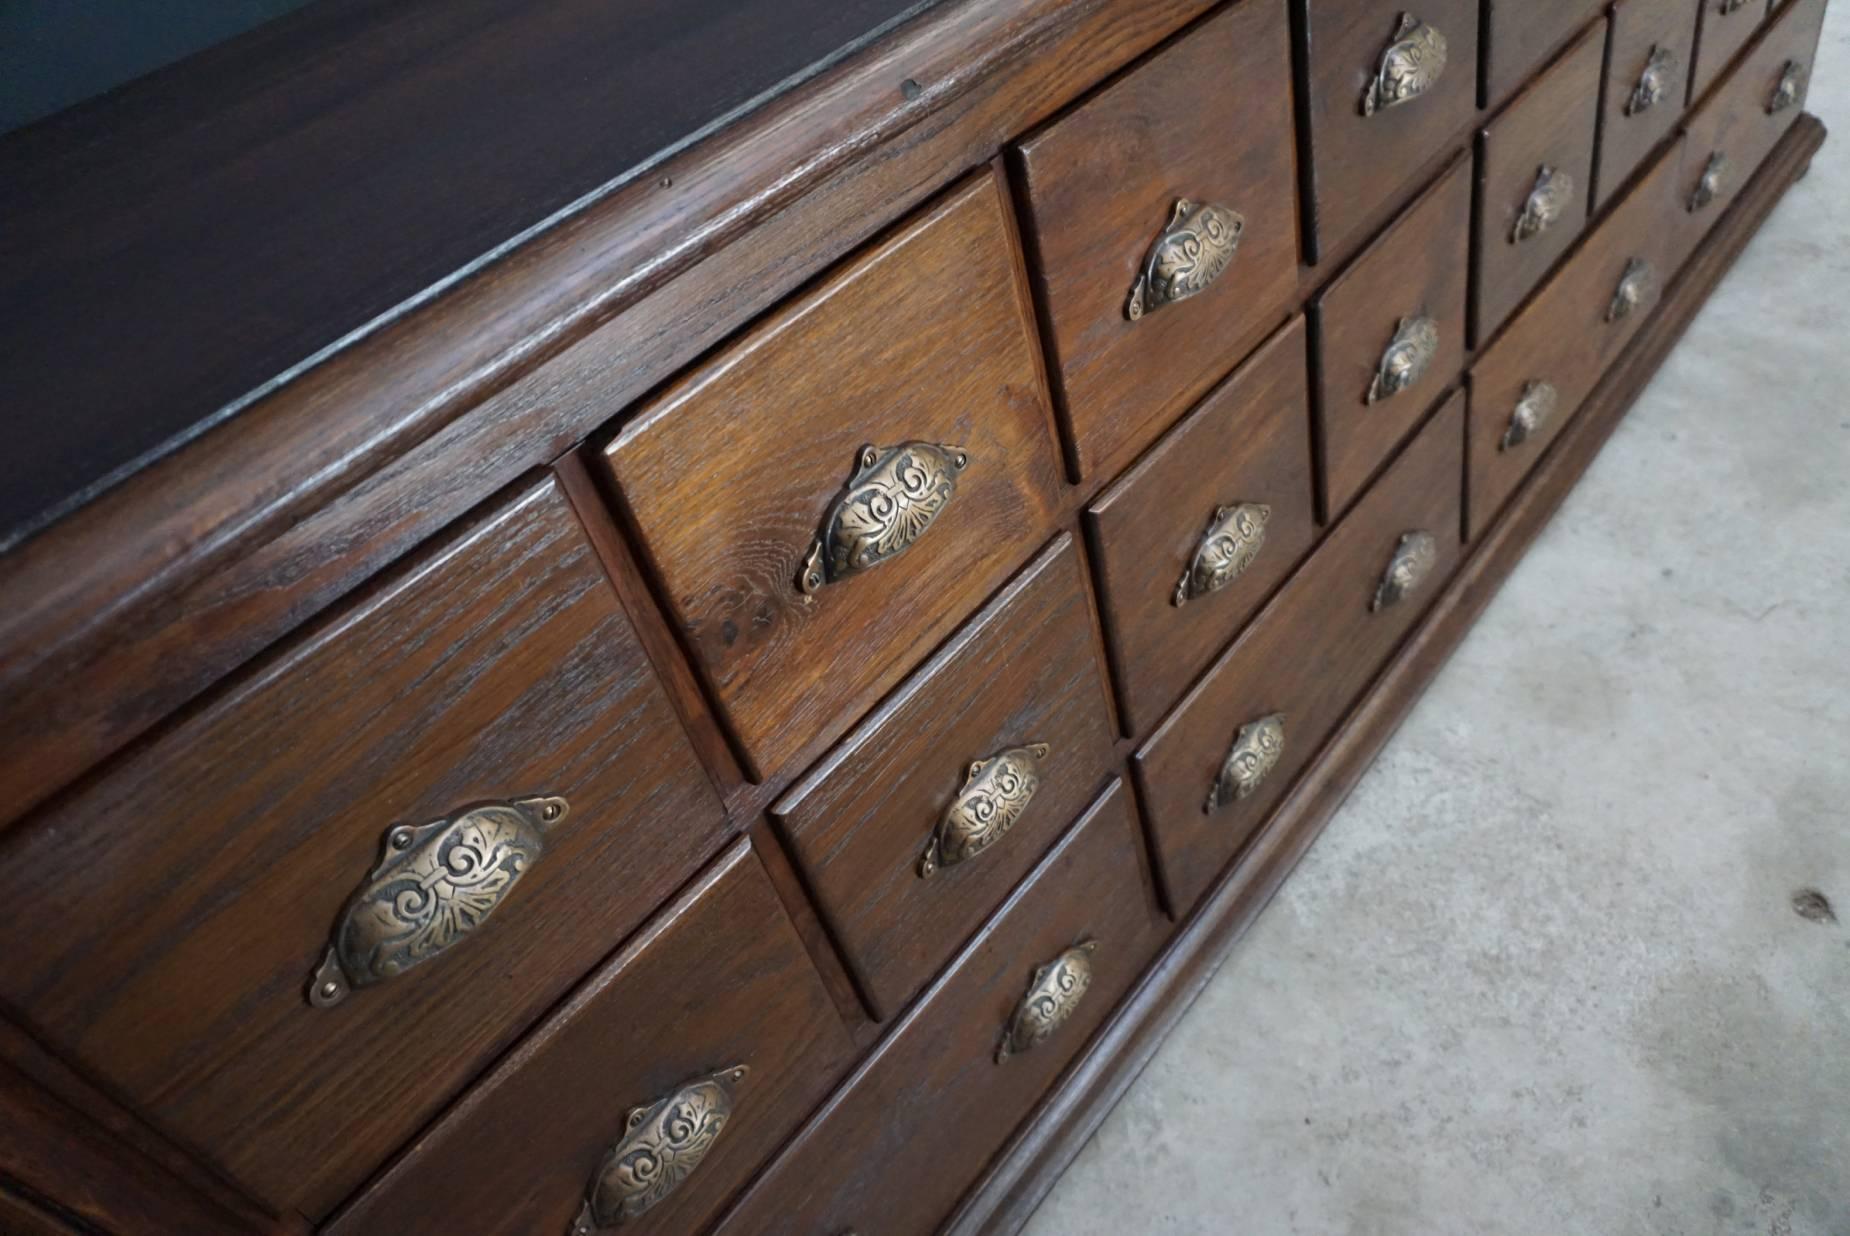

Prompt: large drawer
xmin=1481 ymin=0 xmax=1608 ymax=110
xmin=1010 ymin=0 xmax=1300 ymax=480
xmin=0 ymin=477 xmax=730 ymax=1218
xmin=714 ymin=780 xmax=1165 ymax=1236
xmin=603 ymin=170 xmax=1065 ymax=780
xmin=328 ymin=840 xmax=857 ymax=1236
xmin=1136 ymin=393 xmax=1466 ymax=916
xmin=1596 ymin=0 xmax=1700 ymax=208
xmin=770 ymin=535 xmax=1118 ymax=1020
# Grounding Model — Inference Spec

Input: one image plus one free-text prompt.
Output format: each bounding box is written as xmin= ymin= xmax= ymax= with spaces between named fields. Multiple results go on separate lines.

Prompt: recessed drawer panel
xmin=1597 ymin=0 xmax=1701 ymax=208
xmin=0 ymin=478 xmax=730 ymax=1219
xmin=1298 ymin=0 xmax=1480 ymax=261
xmin=328 ymin=841 xmax=857 ymax=1236
xmin=715 ymin=781 xmax=1165 ymax=1236
xmin=1482 ymin=0 xmax=1608 ymax=109
xmin=1136 ymin=394 xmax=1465 ymax=916
xmin=771 ymin=535 xmax=1118 ymax=1021
xmin=1469 ymin=138 xmax=1687 ymax=540
xmin=1693 ymin=0 xmax=1771 ymax=99
xmin=1312 ymin=157 xmax=1471 ymax=520
xmin=1474 ymin=18 xmax=1607 ymax=343
xmin=1011 ymin=0 xmax=1300 ymax=480
xmin=604 ymin=170 xmax=1065 ymax=780
xmin=1086 ymin=319 xmax=1317 ymax=738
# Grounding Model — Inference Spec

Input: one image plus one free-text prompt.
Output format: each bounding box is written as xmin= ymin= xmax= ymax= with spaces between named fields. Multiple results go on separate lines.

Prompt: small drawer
xmin=0 ymin=478 xmax=731 ymax=1219
xmin=1086 ymin=320 xmax=1318 ymax=738
xmin=1011 ymin=0 xmax=1300 ymax=480
xmin=1312 ymin=157 xmax=1471 ymax=520
xmin=1596 ymin=0 xmax=1701 ymax=208
xmin=604 ymin=170 xmax=1065 ymax=780
xmin=1678 ymin=0 xmax=1824 ymax=256
xmin=1469 ymin=138 xmax=1687 ymax=540
xmin=1693 ymin=0 xmax=1770 ymax=100
xmin=771 ymin=535 xmax=1117 ymax=1020
xmin=1474 ymin=18 xmax=1607 ymax=343
xmin=1136 ymin=393 xmax=1464 ymax=916
xmin=328 ymin=841 xmax=857 ymax=1236
xmin=715 ymin=781 xmax=1165 ymax=1236
xmin=1481 ymin=0 xmax=1609 ymax=110
xmin=1297 ymin=0 xmax=1480 ymax=261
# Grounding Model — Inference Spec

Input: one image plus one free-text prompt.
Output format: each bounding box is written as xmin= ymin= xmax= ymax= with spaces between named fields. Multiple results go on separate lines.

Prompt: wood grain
xmin=0 ymin=478 xmax=729 ymax=1219
xmin=1596 ymin=0 xmax=1702 ymax=208
xmin=1694 ymin=0 xmax=1773 ymax=99
xmin=1481 ymin=0 xmax=1609 ymax=109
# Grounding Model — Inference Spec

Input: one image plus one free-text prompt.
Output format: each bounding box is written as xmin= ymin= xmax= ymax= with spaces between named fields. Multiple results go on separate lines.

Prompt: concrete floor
xmin=1022 ymin=13 xmax=1850 ymax=1236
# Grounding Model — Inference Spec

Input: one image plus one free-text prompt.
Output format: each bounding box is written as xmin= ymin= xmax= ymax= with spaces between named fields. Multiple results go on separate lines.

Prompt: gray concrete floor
xmin=1022 ymin=13 xmax=1850 ymax=1235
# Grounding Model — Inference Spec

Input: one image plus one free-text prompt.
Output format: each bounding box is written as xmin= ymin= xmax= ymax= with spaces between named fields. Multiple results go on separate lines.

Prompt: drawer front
xmin=1474 ymin=18 xmax=1607 ymax=342
xmin=604 ymin=170 xmax=1065 ymax=780
xmin=1312 ymin=157 xmax=1471 ymax=520
xmin=0 ymin=478 xmax=730 ymax=1218
xmin=1693 ymin=0 xmax=1770 ymax=99
xmin=771 ymin=535 xmax=1118 ymax=1020
xmin=1469 ymin=139 xmax=1687 ymax=540
xmin=1678 ymin=0 xmax=1825 ymax=257
xmin=715 ymin=781 xmax=1164 ymax=1236
xmin=1087 ymin=319 xmax=1318 ymax=738
xmin=1482 ymin=0 xmax=1609 ymax=109
xmin=1011 ymin=0 xmax=1300 ymax=480
xmin=1597 ymin=0 xmax=1701 ymax=208
xmin=328 ymin=841 xmax=857 ymax=1236
xmin=1299 ymin=0 xmax=1480 ymax=261
xmin=1136 ymin=393 xmax=1465 ymax=916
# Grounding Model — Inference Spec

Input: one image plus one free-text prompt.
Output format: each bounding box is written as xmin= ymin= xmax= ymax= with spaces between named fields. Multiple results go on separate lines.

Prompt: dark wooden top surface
xmin=0 ymin=0 xmax=934 ymax=547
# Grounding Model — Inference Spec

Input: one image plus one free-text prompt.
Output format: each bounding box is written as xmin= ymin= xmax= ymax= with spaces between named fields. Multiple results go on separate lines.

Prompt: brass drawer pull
xmin=1204 ymin=713 xmax=1286 ymax=814
xmin=571 ymin=1066 xmax=748 ymax=1233
xmin=1689 ymin=151 xmax=1728 ymax=212
xmin=1371 ymin=531 xmax=1439 ymax=612
xmin=1362 ymin=13 xmax=1448 ymax=116
xmin=1366 ymin=315 xmax=1440 ymax=404
xmin=1126 ymin=199 xmax=1245 ymax=321
xmin=799 ymin=442 xmax=968 ymax=596
xmin=1607 ymin=259 xmax=1656 ymax=323
xmin=309 ymin=795 xmax=568 ymax=1008
xmin=919 ymin=743 xmax=1051 ymax=878
xmin=1499 ymin=380 xmax=1559 ymax=452
xmin=1626 ymin=45 xmax=1679 ymax=116
xmin=1768 ymin=60 xmax=1806 ymax=115
xmin=1512 ymin=165 xmax=1574 ymax=244
xmin=1174 ymin=503 xmax=1271 ymax=607
xmin=997 ymin=941 xmax=1097 ymax=1063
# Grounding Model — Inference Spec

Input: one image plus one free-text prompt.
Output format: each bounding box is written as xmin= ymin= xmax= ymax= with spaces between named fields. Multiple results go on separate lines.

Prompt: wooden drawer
xmin=0 ymin=478 xmax=730 ymax=1219
xmin=1474 ymin=19 xmax=1607 ymax=343
xmin=604 ymin=170 xmax=1065 ymax=781
xmin=770 ymin=535 xmax=1117 ymax=1020
xmin=1297 ymin=0 xmax=1480 ymax=262
xmin=1678 ymin=0 xmax=1825 ymax=258
xmin=1694 ymin=0 xmax=1770 ymax=99
xmin=1482 ymin=0 xmax=1609 ymax=110
xmin=1086 ymin=320 xmax=1318 ymax=738
xmin=1597 ymin=0 xmax=1701 ymax=208
xmin=328 ymin=840 xmax=857 ymax=1236
xmin=1010 ymin=0 xmax=1300 ymax=480
xmin=1312 ymin=157 xmax=1471 ymax=521
xmin=714 ymin=781 xmax=1164 ymax=1236
xmin=1469 ymin=139 xmax=1687 ymax=540
xmin=1136 ymin=393 xmax=1465 ymax=916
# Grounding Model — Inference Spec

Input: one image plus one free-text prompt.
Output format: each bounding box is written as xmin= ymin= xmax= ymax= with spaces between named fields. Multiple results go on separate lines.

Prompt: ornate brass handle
xmin=1512 ymin=165 xmax=1575 ymax=244
xmin=1626 ymin=45 xmax=1679 ymax=116
xmin=1371 ymin=531 xmax=1438 ymax=612
xmin=798 ymin=442 xmax=968 ymax=596
xmin=570 ymin=1066 xmax=748 ymax=1233
xmin=1174 ymin=503 xmax=1270 ymax=607
xmin=1607 ymin=259 xmax=1656 ymax=324
xmin=1126 ymin=199 xmax=1245 ymax=321
xmin=1689 ymin=151 xmax=1728 ymax=213
xmin=1362 ymin=13 xmax=1448 ymax=116
xmin=1203 ymin=713 xmax=1286 ymax=815
xmin=309 ymin=795 xmax=568 ymax=1008
xmin=997 ymin=941 xmax=1097 ymax=1063
xmin=1366 ymin=316 xmax=1440 ymax=404
xmin=1768 ymin=60 xmax=1806 ymax=115
xmin=919 ymin=743 xmax=1051 ymax=878
xmin=1499 ymin=380 xmax=1559 ymax=452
